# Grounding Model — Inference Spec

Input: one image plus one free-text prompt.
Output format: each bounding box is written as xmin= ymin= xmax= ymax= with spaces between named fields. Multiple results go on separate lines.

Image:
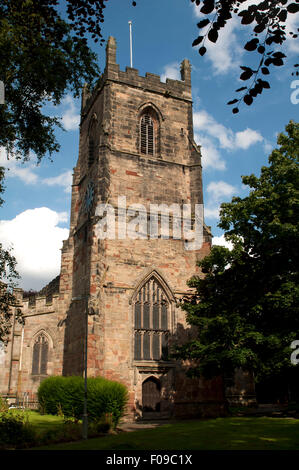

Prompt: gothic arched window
xmin=32 ymin=334 xmax=49 ymax=375
xmin=134 ymin=276 xmax=170 ymax=361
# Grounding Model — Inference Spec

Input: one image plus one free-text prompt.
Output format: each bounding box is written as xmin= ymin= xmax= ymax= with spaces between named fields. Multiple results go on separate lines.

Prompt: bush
xmin=38 ymin=376 xmax=128 ymax=428
xmin=0 ymin=411 xmax=37 ymax=449
xmin=38 ymin=376 xmax=85 ymax=419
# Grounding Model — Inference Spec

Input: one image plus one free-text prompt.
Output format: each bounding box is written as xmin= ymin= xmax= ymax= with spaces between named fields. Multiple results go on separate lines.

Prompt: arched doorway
xmin=142 ymin=377 xmax=161 ymax=412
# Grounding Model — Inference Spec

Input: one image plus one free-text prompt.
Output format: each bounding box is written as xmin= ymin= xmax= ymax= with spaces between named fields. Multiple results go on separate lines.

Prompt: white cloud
xmin=212 ymin=234 xmax=233 ymax=250
xmin=195 ymin=133 xmax=226 ymax=170
xmin=205 ymin=180 xmax=237 ymax=220
xmin=263 ymin=139 xmax=273 ymax=154
xmin=192 ymin=4 xmax=243 ymax=75
xmin=0 ymin=147 xmax=39 ymax=185
xmin=235 ymin=128 xmax=263 ymax=149
xmin=61 ymin=95 xmax=80 ymax=131
xmin=283 ymin=1 xmax=299 ymax=54
xmin=161 ymin=62 xmax=181 ymax=82
xmin=204 ymin=17 xmax=244 ymax=76
xmin=0 ymin=147 xmax=73 ymax=193
xmin=43 ymin=170 xmax=73 ymax=194
xmin=204 ymin=205 xmax=220 ymax=219
xmin=192 ymin=1 xmax=299 ymax=74
xmin=194 ymin=111 xmax=235 ymax=150
xmin=193 ymin=110 xmax=266 ymax=170
xmin=0 ymin=208 xmax=69 ymax=291
xmin=207 ymin=181 xmax=237 ymax=200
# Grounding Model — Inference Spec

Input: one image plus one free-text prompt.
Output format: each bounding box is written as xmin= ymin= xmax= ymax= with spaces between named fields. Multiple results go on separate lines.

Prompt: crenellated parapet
xmin=17 ymin=275 xmax=61 ymax=317
xmin=21 ymin=293 xmax=60 ymax=316
xmin=81 ymin=36 xmax=192 ymax=120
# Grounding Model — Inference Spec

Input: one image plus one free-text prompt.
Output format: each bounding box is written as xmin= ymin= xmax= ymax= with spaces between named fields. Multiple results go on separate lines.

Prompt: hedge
xmin=37 ymin=376 xmax=128 ymax=427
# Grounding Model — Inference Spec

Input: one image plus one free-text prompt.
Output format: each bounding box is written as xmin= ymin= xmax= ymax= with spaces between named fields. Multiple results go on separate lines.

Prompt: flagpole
xmin=128 ymin=21 xmax=133 ymax=68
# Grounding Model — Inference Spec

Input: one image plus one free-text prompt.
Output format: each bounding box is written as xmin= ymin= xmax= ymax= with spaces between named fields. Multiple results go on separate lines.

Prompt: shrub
xmin=38 ymin=375 xmax=128 ymax=428
xmin=0 ymin=411 xmax=37 ymax=449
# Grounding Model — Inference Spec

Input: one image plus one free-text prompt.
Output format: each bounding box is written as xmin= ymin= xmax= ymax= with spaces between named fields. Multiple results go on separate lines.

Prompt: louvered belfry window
xmin=32 ymin=334 xmax=49 ymax=375
xmin=134 ymin=277 xmax=169 ymax=361
xmin=140 ymin=114 xmax=154 ymax=155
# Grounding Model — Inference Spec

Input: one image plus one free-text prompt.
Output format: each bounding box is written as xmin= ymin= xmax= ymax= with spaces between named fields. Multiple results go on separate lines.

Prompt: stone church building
xmin=1 ymin=37 xmax=253 ymax=419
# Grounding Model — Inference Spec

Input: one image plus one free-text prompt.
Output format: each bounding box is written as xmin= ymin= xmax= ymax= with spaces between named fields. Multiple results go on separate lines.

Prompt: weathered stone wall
xmin=0 ymin=292 xmax=65 ymax=397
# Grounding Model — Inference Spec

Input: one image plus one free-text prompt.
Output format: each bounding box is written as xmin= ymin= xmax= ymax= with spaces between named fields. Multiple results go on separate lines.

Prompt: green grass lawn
xmin=26 ymin=415 xmax=299 ymax=451
xmin=23 ymin=410 xmax=65 ymax=435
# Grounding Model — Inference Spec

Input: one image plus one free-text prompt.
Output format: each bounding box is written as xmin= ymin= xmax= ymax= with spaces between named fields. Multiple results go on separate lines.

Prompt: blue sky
xmin=0 ymin=0 xmax=298 ymax=290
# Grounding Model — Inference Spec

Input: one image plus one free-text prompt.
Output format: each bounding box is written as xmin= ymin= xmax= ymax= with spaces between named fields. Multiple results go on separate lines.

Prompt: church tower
xmin=59 ymin=36 xmax=224 ymax=418
xmin=0 ymin=37 xmax=229 ymax=418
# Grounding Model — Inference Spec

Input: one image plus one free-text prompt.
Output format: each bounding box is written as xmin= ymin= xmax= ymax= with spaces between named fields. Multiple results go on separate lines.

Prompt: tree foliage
xmin=173 ymin=121 xmax=299 ymax=383
xmin=190 ymin=0 xmax=299 ymax=113
xmin=133 ymin=0 xmax=299 ymax=112
xmin=38 ymin=375 xmax=129 ymax=428
xmin=0 ymin=168 xmax=22 ymax=344
xmin=0 ymin=0 xmax=106 ymax=161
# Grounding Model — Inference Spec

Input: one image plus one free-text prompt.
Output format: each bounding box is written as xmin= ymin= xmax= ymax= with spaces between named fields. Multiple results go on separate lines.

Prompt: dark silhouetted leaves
xmin=236 ymin=87 xmax=247 ymax=92
xmin=240 ymin=68 xmax=254 ymax=80
xmin=249 ymin=88 xmax=258 ymax=97
xmin=232 ymin=108 xmax=239 ymax=114
xmin=227 ymin=99 xmax=239 ymax=105
xmin=244 ymin=38 xmax=259 ymax=51
xmin=239 ymin=10 xmax=255 ymax=25
xmin=272 ymin=58 xmax=284 ymax=66
xmin=208 ymin=28 xmax=218 ymax=43
xmin=191 ymin=0 xmax=298 ymax=112
xmin=197 ymin=19 xmax=210 ymax=29
xmin=254 ymin=23 xmax=267 ymax=33
xmin=192 ymin=36 xmax=204 ymax=47
xmin=200 ymin=0 xmax=215 ymax=15
xmin=264 ymin=58 xmax=273 ymax=67
xmin=244 ymin=94 xmax=253 ymax=105
xmin=278 ymin=9 xmax=288 ymax=22
xmin=287 ymin=3 xmax=299 ymax=14
xmin=258 ymin=45 xmax=265 ymax=54
xmin=260 ymin=79 xmax=270 ymax=89
xmin=273 ymin=52 xmax=287 ymax=59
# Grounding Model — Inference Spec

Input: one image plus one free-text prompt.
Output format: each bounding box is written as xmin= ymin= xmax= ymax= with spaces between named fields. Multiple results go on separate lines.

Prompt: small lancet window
xmin=140 ymin=114 xmax=154 ymax=155
xmin=32 ymin=334 xmax=49 ymax=375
